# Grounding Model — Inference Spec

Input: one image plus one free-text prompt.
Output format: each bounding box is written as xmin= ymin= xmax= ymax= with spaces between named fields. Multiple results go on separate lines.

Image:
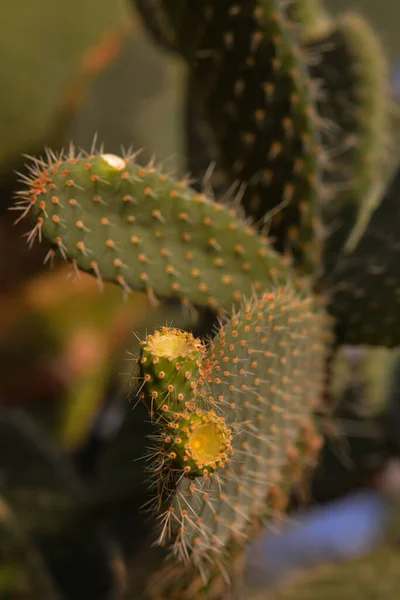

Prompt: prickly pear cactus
xmin=13 ymin=142 xmax=328 ymax=597
xmin=146 ymin=289 xmax=325 ymax=564
xmin=138 ymin=328 xmax=208 ymax=417
xmin=303 ymin=11 xmax=392 ymax=268
xmin=134 ymin=0 xmax=323 ymax=274
xmin=132 ymin=287 xmax=327 ymax=598
xmin=14 ymin=149 xmax=299 ymax=313
xmin=11 ymin=1 xmax=400 ymax=599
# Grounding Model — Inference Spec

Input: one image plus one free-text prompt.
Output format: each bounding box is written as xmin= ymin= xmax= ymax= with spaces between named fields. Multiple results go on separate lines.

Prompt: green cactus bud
xmin=154 ymin=286 xmax=328 ymax=573
xmin=160 ymin=409 xmax=233 ymax=477
xmin=138 ymin=327 xmax=207 ymax=417
xmin=14 ymin=149 xmax=295 ymax=313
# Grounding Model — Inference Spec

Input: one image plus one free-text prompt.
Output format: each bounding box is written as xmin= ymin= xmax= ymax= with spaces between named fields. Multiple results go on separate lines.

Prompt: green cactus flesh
xmin=138 ymin=327 xmax=207 ymax=417
xmin=327 ymin=166 xmax=400 ymax=347
xmin=148 ymin=286 xmax=327 ymax=574
xmin=153 ymin=0 xmax=322 ymax=274
xmin=305 ymin=12 xmax=392 ymax=269
xmin=14 ymin=150 xmax=296 ymax=312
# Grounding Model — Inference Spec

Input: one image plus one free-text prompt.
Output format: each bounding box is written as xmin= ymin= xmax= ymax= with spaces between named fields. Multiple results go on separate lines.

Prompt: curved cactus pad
xmin=14 ymin=150 xmax=295 ymax=312
xmin=154 ymin=287 xmax=327 ymax=574
xmin=306 ymin=12 xmax=391 ymax=268
xmin=154 ymin=0 xmax=322 ymax=273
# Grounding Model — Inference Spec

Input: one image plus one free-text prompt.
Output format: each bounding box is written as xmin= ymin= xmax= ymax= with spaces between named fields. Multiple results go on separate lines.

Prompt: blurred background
xmin=1 ymin=1 xmax=400 ymax=598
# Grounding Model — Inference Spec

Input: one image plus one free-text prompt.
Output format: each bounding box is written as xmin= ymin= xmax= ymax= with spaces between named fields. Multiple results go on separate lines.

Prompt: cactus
xmin=304 ymin=11 xmax=392 ymax=270
xmin=12 ymin=139 xmax=328 ymax=595
xmin=287 ymin=0 xmax=331 ymax=39
xmin=8 ymin=0 xmax=400 ymax=599
xmin=14 ymin=149 xmax=299 ymax=313
xmin=138 ymin=327 xmax=208 ymax=417
xmin=134 ymin=0 xmax=322 ymax=274
xmin=136 ymin=287 xmax=327 ymax=588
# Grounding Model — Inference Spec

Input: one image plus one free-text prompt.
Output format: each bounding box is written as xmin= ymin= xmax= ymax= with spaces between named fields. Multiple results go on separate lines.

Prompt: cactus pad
xmin=306 ymin=12 xmax=392 ymax=267
xmin=14 ymin=149 xmax=294 ymax=313
xmin=153 ymin=0 xmax=322 ymax=273
xmin=151 ymin=286 xmax=327 ymax=574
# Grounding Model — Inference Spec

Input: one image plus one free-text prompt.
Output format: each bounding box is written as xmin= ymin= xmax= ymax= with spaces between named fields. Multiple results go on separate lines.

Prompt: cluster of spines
xmin=142 ymin=286 xmax=328 ymax=578
xmin=13 ymin=149 xmax=297 ymax=314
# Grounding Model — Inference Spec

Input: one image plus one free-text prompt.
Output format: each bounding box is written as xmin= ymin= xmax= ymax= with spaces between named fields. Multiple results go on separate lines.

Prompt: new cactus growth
xmin=158 ymin=408 xmax=233 ymax=477
xmin=14 ymin=150 xmax=295 ymax=313
xmin=138 ymin=327 xmax=207 ymax=418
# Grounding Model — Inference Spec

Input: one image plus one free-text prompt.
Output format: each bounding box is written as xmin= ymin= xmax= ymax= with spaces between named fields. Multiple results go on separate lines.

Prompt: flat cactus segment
xmin=305 ymin=12 xmax=392 ymax=267
xmin=153 ymin=1 xmax=322 ymax=274
xmin=14 ymin=149 xmax=294 ymax=312
xmin=326 ymin=166 xmax=400 ymax=347
xmin=158 ymin=287 xmax=328 ymax=571
xmin=138 ymin=328 xmax=207 ymax=417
